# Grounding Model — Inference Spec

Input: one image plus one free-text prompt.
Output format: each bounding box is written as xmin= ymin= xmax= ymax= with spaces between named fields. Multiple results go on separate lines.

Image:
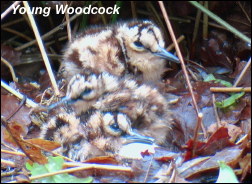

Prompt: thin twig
xmin=15 ymin=12 xmax=82 ymax=51
xmin=1 ymin=57 xmax=18 ymax=82
xmin=45 ymin=35 xmax=68 ymax=47
xmin=158 ymin=1 xmax=200 ymax=114
xmin=1 ymin=1 xmax=21 ymax=20
xmin=233 ymin=58 xmax=251 ymax=87
xmin=1 ymin=27 xmax=33 ymax=41
xmin=1 ymin=169 xmax=20 ymax=177
xmin=191 ymin=112 xmax=204 ymax=158
xmin=23 ymin=1 xmax=60 ymax=96
xmin=131 ymin=1 xmax=137 ymax=18
xmin=1 ymin=143 xmax=18 ymax=152
xmin=143 ymin=155 xmax=154 ymax=182
xmin=237 ymin=2 xmax=251 ymax=23
xmin=210 ymin=87 xmax=251 ymax=93
xmin=1 ymin=80 xmax=37 ymax=108
xmin=1 ymin=159 xmax=16 ymax=167
xmin=8 ymin=163 xmax=132 ymax=183
xmin=64 ymin=2 xmax=72 ymax=42
xmin=166 ymin=35 xmax=185 ymax=51
xmin=158 ymin=1 xmax=206 ymax=138
xmin=168 ymin=161 xmax=176 ymax=183
xmin=212 ymin=94 xmax=221 ymax=128
xmin=1 ymin=149 xmax=26 ymax=157
xmin=1 ymin=17 xmax=25 ymax=28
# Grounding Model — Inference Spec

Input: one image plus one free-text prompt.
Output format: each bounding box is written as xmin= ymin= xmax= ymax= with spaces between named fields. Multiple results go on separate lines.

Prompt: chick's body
xmin=62 ymin=72 xmax=175 ymax=147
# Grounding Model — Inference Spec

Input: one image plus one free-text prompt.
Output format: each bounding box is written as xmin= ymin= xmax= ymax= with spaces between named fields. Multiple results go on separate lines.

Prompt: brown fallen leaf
xmin=178 ymin=146 xmax=243 ymax=179
xmin=208 ymin=121 xmax=242 ymax=143
xmin=25 ymin=138 xmax=61 ymax=151
xmin=184 ymin=127 xmax=235 ymax=161
xmin=197 ymin=127 xmax=235 ymax=155
xmin=2 ymin=121 xmax=27 ymax=147
xmin=2 ymin=120 xmax=49 ymax=164
xmin=239 ymin=153 xmax=251 ymax=181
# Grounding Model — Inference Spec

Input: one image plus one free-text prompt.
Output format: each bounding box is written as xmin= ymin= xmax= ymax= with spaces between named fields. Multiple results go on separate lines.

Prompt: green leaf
xmin=204 ymin=74 xmax=232 ymax=87
xmin=215 ymin=79 xmax=232 ymax=87
xmin=215 ymin=92 xmax=245 ymax=108
xmin=204 ymin=74 xmax=245 ymax=108
xmin=204 ymin=73 xmax=216 ymax=82
xmin=26 ymin=156 xmax=93 ymax=183
xmin=216 ymin=161 xmax=239 ymax=183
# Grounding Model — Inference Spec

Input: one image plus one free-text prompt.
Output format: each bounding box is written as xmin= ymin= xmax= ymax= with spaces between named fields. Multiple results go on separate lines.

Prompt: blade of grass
xmin=233 ymin=57 xmax=251 ymax=87
xmin=202 ymin=1 xmax=208 ymax=39
xmin=192 ymin=1 xmax=203 ymax=42
xmin=189 ymin=1 xmax=251 ymax=44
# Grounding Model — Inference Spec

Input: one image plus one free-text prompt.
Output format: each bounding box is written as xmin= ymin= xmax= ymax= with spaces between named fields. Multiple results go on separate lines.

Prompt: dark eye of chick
xmin=134 ymin=41 xmax=144 ymax=48
xmin=110 ymin=123 xmax=120 ymax=132
xmin=80 ymin=88 xmax=92 ymax=97
xmin=68 ymin=87 xmax=92 ymax=104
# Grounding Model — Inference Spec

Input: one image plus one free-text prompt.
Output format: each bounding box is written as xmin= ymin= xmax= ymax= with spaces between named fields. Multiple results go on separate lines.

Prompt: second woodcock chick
xmin=49 ymin=71 xmax=178 ymax=148
xmin=40 ymin=109 xmax=154 ymax=161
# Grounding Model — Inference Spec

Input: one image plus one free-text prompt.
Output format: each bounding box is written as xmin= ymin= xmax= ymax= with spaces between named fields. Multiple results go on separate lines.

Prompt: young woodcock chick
xmin=59 ymin=20 xmax=179 ymax=85
xmin=49 ymin=72 xmax=177 ymax=148
xmin=40 ymin=110 xmax=154 ymax=161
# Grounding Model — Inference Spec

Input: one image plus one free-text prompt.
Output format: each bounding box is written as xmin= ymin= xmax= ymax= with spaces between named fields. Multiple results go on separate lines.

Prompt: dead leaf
xmin=184 ymin=127 xmax=235 ymax=161
xmin=179 ymin=146 xmax=243 ymax=179
xmin=25 ymin=138 xmax=61 ymax=151
xmin=239 ymin=153 xmax=251 ymax=181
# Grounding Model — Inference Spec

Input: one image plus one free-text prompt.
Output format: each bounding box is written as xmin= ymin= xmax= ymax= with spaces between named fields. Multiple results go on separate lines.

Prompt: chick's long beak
xmin=154 ymin=47 xmax=180 ymax=64
xmin=123 ymin=131 xmax=155 ymax=145
xmin=48 ymin=96 xmax=70 ymax=110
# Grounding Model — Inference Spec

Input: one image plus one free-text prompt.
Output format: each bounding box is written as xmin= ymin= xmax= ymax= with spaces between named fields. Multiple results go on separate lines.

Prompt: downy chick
xmin=40 ymin=110 xmax=153 ymax=161
xmin=59 ymin=20 xmax=179 ymax=85
xmin=50 ymin=72 xmax=177 ymax=148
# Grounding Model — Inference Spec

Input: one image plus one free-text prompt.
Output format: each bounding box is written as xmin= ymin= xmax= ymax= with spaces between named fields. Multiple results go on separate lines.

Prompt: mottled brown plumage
xmin=40 ymin=20 xmax=182 ymax=161
xmin=59 ymin=20 xmax=179 ymax=85
xmin=50 ymin=72 xmax=175 ymax=147
xmin=40 ymin=110 xmax=153 ymax=161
